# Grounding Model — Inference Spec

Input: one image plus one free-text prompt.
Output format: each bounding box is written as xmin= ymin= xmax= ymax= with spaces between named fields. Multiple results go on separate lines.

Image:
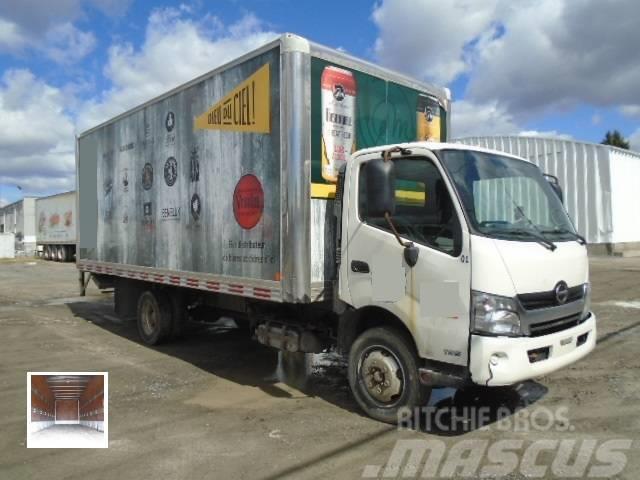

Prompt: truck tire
xmin=60 ymin=245 xmax=69 ymax=262
xmin=137 ymin=290 xmax=172 ymax=345
xmin=43 ymin=246 xmax=50 ymax=260
xmin=348 ymin=327 xmax=431 ymax=424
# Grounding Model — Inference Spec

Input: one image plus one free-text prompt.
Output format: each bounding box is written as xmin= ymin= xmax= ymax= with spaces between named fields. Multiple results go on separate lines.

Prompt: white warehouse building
xmin=0 ymin=197 xmax=37 ymax=255
xmin=455 ymin=135 xmax=640 ymax=255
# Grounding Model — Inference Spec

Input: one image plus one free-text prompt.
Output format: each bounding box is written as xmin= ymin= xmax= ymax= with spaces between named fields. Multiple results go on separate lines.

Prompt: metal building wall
xmin=608 ymin=148 xmax=640 ymax=244
xmin=454 ymin=136 xmax=614 ymax=244
xmin=0 ymin=199 xmax=38 ymax=254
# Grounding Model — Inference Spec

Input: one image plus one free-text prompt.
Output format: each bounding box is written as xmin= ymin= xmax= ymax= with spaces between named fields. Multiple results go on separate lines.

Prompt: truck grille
xmin=528 ymin=313 xmax=586 ymax=337
xmin=518 ymin=285 xmax=584 ymax=310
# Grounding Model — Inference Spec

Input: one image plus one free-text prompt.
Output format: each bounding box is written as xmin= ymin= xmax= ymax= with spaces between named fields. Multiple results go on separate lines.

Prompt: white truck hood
xmin=471 ymin=234 xmax=588 ymax=296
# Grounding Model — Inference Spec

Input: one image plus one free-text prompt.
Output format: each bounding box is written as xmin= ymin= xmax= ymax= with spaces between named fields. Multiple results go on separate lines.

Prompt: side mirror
xmin=544 ymin=173 xmax=563 ymax=204
xmin=365 ymin=158 xmax=396 ymax=217
xmin=404 ymin=243 xmax=419 ymax=267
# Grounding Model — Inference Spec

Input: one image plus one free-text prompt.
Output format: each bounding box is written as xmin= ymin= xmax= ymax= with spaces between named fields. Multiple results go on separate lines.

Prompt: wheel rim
xmin=358 ymin=345 xmax=405 ymax=406
xmin=141 ymin=298 xmax=158 ymax=337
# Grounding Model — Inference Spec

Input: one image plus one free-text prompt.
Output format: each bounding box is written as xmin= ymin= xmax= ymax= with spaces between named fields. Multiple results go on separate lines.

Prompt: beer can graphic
xmin=321 ymin=66 xmax=356 ymax=183
xmin=417 ymin=94 xmax=441 ymax=142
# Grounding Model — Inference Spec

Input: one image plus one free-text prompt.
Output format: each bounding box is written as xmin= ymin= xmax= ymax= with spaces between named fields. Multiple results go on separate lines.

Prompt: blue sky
xmin=1 ymin=0 xmax=639 ymax=205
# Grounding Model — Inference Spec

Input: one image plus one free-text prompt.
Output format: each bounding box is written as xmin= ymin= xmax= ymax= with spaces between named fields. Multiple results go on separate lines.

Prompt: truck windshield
xmin=438 ymin=149 xmax=577 ymax=242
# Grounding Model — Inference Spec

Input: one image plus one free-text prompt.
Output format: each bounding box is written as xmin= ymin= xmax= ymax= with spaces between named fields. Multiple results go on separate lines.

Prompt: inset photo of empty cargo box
xmin=27 ymin=372 xmax=108 ymax=448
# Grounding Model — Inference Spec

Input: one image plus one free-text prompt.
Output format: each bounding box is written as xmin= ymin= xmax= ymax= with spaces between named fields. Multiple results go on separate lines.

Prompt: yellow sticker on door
xmin=194 ymin=63 xmax=270 ymax=133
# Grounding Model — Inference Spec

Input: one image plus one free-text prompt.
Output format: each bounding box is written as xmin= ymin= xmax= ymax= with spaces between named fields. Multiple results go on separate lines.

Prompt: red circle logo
xmin=233 ymin=174 xmax=264 ymax=229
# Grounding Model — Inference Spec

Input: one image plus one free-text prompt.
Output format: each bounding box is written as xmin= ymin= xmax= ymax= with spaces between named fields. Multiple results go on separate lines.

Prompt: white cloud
xmin=0 ymin=8 xmax=278 ymax=196
xmin=0 ymin=17 xmax=26 ymax=50
xmin=0 ymin=16 xmax=96 ymax=63
xmin=43 ymin=22 xmax=96 ymax=64
xmin=78 ymin=9 xmax=278 ymax=130
xmin=372 ymin=0 xmax=499 ymax=85
xmin=0 ymin=0 xmax=124 ymax=63
xmin=450 ymin=100 xmax=518 ymax=138
xmin=467 ymin=0 xmax=640 ymax=115
xmin=0 ymin=69 xmax=75 ymax=195
xmin=372 ymin=0 xmax=640 ymax=124
xmin=620 ymin=105 xmax=640 ymax=117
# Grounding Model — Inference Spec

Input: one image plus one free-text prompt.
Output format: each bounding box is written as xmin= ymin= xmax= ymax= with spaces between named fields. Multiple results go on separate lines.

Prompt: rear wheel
xmin=59 ymin=245 xmax=69 ymax=262
xmin=137 ymin=290 xmax=172 ymax=345
xmin=348 ymin=327 xmax=431 ymax=424
xmin=43 ymin=246 xmax=50 ymax=260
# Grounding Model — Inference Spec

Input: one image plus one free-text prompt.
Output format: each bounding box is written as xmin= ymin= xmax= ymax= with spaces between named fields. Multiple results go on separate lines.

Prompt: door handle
xmin=351 ymin=260 xmax=370 ymax=273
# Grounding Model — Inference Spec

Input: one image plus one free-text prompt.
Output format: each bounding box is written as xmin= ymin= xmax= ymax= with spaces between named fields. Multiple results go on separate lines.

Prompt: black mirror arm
xmin=384 ymin=212 xmax=409 ymax=247
xmin=384 ymin=213 xmax=419 ymax=267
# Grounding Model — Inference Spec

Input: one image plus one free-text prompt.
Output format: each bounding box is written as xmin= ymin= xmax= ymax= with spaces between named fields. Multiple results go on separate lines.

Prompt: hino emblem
xmin=555 ymin=281 xmax=569 ymax=304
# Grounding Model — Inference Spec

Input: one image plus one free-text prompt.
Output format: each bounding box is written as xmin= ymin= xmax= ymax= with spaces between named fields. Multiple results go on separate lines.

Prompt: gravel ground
xmin=0 ymin=256 xmax=638 ymax=479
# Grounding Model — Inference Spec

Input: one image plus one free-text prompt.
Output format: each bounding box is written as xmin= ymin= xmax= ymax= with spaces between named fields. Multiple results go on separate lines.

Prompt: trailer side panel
xmin=36 ymin=192 xmax=76 ymax=245
xmin=78 ymin=47 xmax=281 ymax=286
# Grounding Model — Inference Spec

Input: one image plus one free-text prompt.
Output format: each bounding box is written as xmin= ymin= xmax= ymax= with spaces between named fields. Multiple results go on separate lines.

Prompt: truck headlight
xmin=581 ymin=283 xmax=591 ymax=320
xmin=472 ymin=291 xmax=521 ymax=336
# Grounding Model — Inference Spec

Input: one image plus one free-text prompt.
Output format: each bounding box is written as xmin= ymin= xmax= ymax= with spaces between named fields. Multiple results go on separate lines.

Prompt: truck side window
xmin=358 ymin=157 xmax=462 ymax=256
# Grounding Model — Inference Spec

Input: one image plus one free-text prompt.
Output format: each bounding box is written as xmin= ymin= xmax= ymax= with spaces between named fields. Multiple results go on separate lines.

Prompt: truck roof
xmin=353 ymin=141 xmax=533 ymax=165
xmin=78 ymin=33 xmax=449 ymax=138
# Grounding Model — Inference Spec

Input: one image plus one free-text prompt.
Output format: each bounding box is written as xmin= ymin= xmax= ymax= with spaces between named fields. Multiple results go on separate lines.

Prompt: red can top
xmin=321 ymin=66 xmax=356 ymax=96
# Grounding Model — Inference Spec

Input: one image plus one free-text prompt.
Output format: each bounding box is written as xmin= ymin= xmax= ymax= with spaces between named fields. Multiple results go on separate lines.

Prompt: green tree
xmin=601 ymin=130 xmax=630 ymax=149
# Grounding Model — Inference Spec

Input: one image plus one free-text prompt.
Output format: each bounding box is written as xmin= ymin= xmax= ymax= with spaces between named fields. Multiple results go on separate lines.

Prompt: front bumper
xmin=469 ymin=312 xmax=596 ymax=386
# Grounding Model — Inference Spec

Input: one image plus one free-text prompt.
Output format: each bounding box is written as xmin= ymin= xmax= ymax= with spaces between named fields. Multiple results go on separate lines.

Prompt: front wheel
xmin=348 ymin=327 xmax=431 ymax=424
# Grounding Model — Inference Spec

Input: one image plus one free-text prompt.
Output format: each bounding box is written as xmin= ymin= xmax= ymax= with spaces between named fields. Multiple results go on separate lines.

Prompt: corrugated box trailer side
xmin=36 ymin=191 xmax=76 ymax=261
xmin=77 ymin=34 xmax=450 ymax=304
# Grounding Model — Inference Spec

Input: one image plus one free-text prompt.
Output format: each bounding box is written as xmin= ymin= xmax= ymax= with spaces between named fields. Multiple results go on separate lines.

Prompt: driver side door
xmin=344 ymin=149 xmax=472 ymax=365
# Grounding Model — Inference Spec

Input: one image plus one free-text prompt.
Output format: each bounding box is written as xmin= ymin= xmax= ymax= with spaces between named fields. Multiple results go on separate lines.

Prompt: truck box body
xmin=36 ymin=191 xmax=76 ymax=245
xmin=77 ymin=34 xmax=450 ymax=303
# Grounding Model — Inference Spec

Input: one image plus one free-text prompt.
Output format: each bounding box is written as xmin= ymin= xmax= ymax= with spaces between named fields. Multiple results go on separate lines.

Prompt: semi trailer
xmin=76 ymin=34 xmax=595 ymax=422
xmin=36 ymin=191 xmax=76 ymax=262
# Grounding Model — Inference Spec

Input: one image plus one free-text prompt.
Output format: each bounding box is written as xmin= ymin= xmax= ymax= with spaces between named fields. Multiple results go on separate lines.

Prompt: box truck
xmin=76 ymin=34 xmax=595 ymax=422
xmin=36 ymin=191 xmax=76 ymax=261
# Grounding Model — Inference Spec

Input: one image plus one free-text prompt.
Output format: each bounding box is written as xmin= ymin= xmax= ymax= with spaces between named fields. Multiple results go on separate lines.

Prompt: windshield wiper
xmin=540 ymin=228 xmax=587 ymax=245
xmin=486 ymin=228 xmax=557 ymax=251
xmin=503 ymin=193 xmax=557 ymax=251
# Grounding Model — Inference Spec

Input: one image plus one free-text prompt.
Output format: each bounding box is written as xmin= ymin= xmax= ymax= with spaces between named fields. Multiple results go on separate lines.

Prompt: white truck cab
xmin=340 ymin=142 xmax=595 ymax=422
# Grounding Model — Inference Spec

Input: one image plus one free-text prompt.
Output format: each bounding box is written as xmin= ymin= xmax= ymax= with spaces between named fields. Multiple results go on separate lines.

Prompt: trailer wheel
xmin=137 ymin=290 xmax=172 ymax=345
xmin=348 ymin=327 xmax=431 ymax=424
xmin=59 ymin=245 xmax=69 ymax=262
xmin=43 ymin=246 xmax=50 ymax=260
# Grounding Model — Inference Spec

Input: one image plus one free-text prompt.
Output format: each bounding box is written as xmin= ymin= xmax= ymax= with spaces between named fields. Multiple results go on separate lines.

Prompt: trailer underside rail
xmin=77 ymin=261 xmax=283 ymax=302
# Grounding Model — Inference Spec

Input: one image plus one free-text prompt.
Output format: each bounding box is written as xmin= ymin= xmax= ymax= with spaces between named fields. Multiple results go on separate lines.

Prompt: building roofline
xmin=454 ymin=134 xmax=640 ymax=157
